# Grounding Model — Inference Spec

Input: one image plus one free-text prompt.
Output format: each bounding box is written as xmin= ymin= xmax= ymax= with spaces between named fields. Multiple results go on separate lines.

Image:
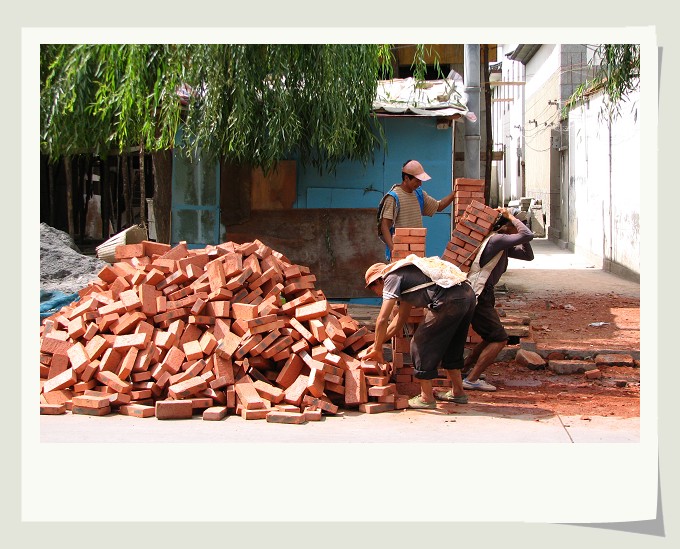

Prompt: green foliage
xmin=563 ymin=44 xmax=640 ymax=122
xmin=40 ymin=44 xmax=397 ymax=174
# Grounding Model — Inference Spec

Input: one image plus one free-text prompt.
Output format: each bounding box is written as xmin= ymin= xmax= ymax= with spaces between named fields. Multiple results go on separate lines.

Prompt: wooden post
xmin=139 ymin=142 xmax=146 ymax=227
xmin=64 ymin=155 xmax=75 ymax=238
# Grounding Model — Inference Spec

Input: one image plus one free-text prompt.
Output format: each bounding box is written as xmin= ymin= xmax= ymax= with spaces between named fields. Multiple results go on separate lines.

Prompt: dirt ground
xmin=372 ymin=288 xmax=641 ymax=420
xmin=462 ymin=290 xmax=640 ymax=419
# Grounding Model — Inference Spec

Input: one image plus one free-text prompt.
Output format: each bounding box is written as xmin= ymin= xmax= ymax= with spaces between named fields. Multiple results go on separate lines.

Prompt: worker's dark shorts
xmin=471 ymin=285 xmax=508 ymax=343
xmin=410 ymin=282 xmax=476 ymax=380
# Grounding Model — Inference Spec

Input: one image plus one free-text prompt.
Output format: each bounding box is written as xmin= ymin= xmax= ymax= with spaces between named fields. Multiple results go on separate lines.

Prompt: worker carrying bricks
xmin=462 ymin=206 xmax=534 ymax=391
xmin=378 ymin=159 xmax=456 ymax=261
xmin=362 ymin=255 xmax=476 ymax=409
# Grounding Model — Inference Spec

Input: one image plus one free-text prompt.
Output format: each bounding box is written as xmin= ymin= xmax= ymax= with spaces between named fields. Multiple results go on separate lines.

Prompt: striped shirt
xmin=380 ymin=185 xmax=439 ymax=229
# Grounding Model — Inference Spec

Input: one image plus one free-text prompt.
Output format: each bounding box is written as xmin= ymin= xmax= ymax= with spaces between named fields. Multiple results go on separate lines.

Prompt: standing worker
xmin=462 ymin=207 xmax=534 ymax=391
xmin=363 ymin=255 xmax=476 ymax=409
xmin=378 ymin=159 xmax=456 ymax=261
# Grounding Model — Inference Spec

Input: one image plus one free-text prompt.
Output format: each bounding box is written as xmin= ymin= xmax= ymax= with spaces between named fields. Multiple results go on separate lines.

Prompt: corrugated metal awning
xmin=372 ymin=77 xmax=477 ymax=122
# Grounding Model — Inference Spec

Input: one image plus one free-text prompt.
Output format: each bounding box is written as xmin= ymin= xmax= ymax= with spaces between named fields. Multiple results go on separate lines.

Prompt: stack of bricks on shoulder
xmin=40 ymin=179 xmax=500 ymax=423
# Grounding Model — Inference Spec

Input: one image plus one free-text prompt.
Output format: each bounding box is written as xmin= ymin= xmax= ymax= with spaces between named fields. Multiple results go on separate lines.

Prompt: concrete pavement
xmin=38 ymin=406 xmax=639 ymax=443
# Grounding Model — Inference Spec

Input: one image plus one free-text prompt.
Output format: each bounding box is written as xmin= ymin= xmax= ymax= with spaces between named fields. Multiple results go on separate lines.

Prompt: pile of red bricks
xmin=441 ymin=199 xmax=500 ymax=273
xmin=39 ymin=239 xmax=404 ymax=423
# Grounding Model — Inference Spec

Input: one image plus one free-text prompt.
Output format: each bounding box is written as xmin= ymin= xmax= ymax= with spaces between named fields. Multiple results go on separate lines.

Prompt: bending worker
xmin=462 ymin=207 xmax=535 ymax=391
xmin=363 ymin=255 xmax=476 ymax=409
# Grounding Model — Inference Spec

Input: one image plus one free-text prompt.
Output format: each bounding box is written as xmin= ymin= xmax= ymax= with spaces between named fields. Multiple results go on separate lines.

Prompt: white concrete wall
xmin=494 ymin=44 xmax=526 ymax=206
xmin=567 ymin=90 xmax=640 ymax=277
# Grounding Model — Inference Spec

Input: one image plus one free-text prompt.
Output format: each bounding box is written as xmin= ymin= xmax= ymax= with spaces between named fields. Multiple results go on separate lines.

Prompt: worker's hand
xmin=497 ymin=207 xmax=514 ymax=220
xmin=363 ymin=345 xmax=385 ymax=364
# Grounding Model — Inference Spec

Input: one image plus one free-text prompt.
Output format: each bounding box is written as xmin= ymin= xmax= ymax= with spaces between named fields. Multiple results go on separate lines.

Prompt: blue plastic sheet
xmin=40 ymin=290 xmax=79 ymax=320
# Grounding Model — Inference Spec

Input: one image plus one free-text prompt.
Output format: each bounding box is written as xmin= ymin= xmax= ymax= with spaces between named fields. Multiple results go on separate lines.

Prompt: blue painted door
xmin=171 ymin=132 xmax=221 ymax=248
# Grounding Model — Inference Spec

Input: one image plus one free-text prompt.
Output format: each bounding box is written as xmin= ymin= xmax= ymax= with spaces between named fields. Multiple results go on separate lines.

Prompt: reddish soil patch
xmin=466 ymin=291 xmax=640 ymax=419
xmin=392 ymin=292 xmax=641 ymax=419
xmin=502 ymin=292 xmax=641 ymax=352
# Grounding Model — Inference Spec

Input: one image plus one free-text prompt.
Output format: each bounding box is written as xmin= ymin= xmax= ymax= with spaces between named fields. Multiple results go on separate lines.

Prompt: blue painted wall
xmin=295 ymin=116 xmax=454 ymax=259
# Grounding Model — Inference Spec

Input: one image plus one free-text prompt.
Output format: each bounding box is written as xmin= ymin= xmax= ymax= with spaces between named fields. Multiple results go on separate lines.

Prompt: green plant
xmin=563 ymin=44 xmax=640 ymax=122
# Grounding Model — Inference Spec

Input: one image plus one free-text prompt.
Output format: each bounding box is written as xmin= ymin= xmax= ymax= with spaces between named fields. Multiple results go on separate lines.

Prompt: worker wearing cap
xmin=378 ymin=159 xmax=456 ymax=261
xmin=462 ymin=206 xmax=535 ymax=392
xmin=363 ymin=258 xmax=476 ymax=409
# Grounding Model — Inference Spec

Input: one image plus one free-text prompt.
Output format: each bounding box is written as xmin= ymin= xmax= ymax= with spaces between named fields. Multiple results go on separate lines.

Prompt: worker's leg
xmin=463 ymin=286 xmax=507 ymax=390
xmin=465 ymin=340 xmax=506 ymax=382
xmin=463 ymin=340 xmax=486 ymax=373
xmin=418 ymin=378 xmax=435 ymax=403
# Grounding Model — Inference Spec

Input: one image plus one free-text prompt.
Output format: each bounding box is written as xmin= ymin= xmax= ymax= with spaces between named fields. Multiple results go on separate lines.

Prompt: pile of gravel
xmin=40 ymin=223 xmax=109 ymax=295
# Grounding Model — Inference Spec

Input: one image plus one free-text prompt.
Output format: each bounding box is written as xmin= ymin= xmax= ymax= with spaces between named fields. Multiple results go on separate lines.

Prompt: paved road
xmin=502 ymin=238 xmax=641 ymax=298
xmin=38 ymin=406 xmax=639 ymax=443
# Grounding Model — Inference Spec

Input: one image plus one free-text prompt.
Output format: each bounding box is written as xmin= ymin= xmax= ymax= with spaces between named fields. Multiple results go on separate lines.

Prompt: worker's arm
xmin=384 ymin=300 xmax=413 ymax=341
xmin=436 ymin=189 xmax=456 ymax=212
xmin=504 ymin=212 xmax=534 ymax=261
xmin=380 ymin=217 xmax=394 ymax=255
xmin=363 ymin=297 xmax=398 ymax=363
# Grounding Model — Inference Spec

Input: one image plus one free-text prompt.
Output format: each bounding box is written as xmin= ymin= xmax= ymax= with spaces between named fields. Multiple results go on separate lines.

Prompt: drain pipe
xmin=464 ymin=44 xmax=481 ymax=179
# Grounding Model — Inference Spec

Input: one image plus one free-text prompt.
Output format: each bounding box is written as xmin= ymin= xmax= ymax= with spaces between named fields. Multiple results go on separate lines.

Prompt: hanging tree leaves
xmin=563 ymin=44 xmax=640 ymax=122
xmin=40 ymin=44 xmax=395 ymax=174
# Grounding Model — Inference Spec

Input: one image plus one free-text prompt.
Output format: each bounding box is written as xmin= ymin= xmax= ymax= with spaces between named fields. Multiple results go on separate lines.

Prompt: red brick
xmin=99 ymin=347 xmax=123 ymax=373
xmin=119 ymin=404 xmax=156 ymax=418
xmin=303 ymin=407 xmax=323 ymax=421
xmin=302 ymin=395 xmax=339 ymax=415
xmin=276 ymin=354 xmax=304 ymax=389
xmin=240 ymin=407 xmax=270 ymax=420
xmin=595 ymin=354 xmax=635 ymax=367
xmin=72 ymin=405 xmax=112 ymax=416
xmin=253 ymin=380 xmax=285 ymax=403
xmin=189 ymin=397 xmax=213 ymax=409
xmin=160 ymin=346 xmax=186 ymax=374
xmin=226 ymin=267 xmax=253 ymax=291
xmin=168 ymin=376 xmax=208 ymax=399
xmin=73 ymin=379 xmax=97 ymax=393
xmin=234 ymin=380 xmax=267 ymax=410
xmin=42 ymin=368 xmax=78 ymax=394
xmin=183 ymin=340 xmax=204 ymax=361
xmin=155 ymin=399 xmax=193 ymax=419
xmin=368 ymin=383 xmax=397 ymax=397
xmin=359 ymin=402 xmax=395 ymax=414
xmin=266 ymin=411 xmax=306 ymax=424
xmin=196 ymin=332 xmax=216 ymax=356
xmin=249 ymin=329 xmax=281 ymax=356
xmin=307 ymin=367 xmax=325 ymax=398
xmin=283 ymin=374 xmax=310 ymax=406
xmin=40 ymin=335 xmax=73 ymax=356
xmin=295 ymin=300 xmax=329 ymax=321
xmin=231 ymin=302 xmax=259 ymax=321
xmin=40 ymin=403 xmax=66 ymax=415
xmin=585 ymin=369 xmax=603 ymax=379
xmin=42 ymin=388 xmax=73 ymax=405
xmin=96 ymin=370 xmax=132 ymax=393
xmin=47 ymin=352 xmax=69 ymax=379
xmin=514 ymin=349 xmax=547 ymax=370
xmin=72 ymin=394 xmax=111 ymax=409
xmin=117 ymin=347 xmax=138 ymax=379
xmin=206 ymin=301 xmax=230 ymax=318
xmin=202 ymin=406 xmax=228 ymax=421
xmin=344 ymin=369 xmax=368 ymax=405
xmin=214 ymin=330 xmax=241 ymax=360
